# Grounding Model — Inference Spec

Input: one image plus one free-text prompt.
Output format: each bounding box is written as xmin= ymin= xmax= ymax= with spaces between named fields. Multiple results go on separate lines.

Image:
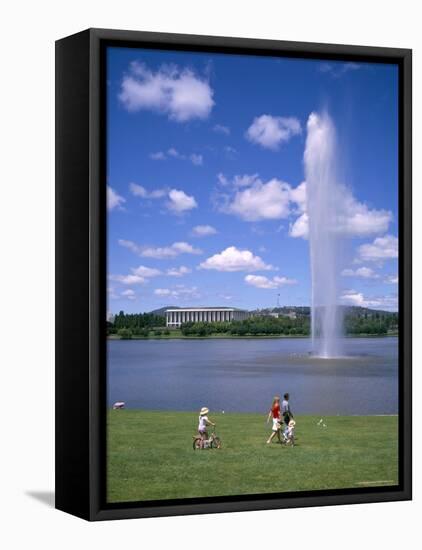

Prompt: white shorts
xmin=272 ymin=418 xmax=281 ymax=432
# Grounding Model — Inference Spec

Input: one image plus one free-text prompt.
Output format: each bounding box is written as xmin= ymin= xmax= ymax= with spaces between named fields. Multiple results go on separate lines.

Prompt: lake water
xmin=107 ymin=337 xmax=398 ymax=415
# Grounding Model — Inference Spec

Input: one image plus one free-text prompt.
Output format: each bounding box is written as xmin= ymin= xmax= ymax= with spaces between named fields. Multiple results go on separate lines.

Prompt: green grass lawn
xmin=107 ymin=410 xmax=398 ymax=503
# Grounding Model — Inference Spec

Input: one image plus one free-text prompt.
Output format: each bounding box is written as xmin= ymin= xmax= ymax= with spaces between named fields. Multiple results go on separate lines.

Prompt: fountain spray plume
xmin=305 ymin=112 xmax=343 ymax=358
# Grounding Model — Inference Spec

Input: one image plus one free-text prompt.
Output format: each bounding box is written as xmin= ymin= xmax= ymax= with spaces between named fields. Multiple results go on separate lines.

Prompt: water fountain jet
xmin=305 ymin=112 xmax=343 ymax=358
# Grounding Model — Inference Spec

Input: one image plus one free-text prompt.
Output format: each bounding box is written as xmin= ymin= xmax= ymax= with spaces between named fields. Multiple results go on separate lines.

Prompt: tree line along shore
xmin=107 ymin=308 xmax=398 ymax=340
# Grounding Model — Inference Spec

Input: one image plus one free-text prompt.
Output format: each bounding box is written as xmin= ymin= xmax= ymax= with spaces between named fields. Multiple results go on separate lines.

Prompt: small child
xmin=266 ymin=396 xmax=282 ymax=444
xmin=198 ymin=407 xmax=215 ymax=440
xmin=283 ymin=419 xmax=296 ymax=445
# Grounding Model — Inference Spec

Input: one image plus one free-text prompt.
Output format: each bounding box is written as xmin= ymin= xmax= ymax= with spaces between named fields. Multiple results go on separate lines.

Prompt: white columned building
xmin=165 ymin=307 xmax=249 ymax=328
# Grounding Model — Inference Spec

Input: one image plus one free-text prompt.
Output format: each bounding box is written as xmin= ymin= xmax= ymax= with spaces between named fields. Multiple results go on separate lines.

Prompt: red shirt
xmin=271 ymin=404 xmax=280 ymax=419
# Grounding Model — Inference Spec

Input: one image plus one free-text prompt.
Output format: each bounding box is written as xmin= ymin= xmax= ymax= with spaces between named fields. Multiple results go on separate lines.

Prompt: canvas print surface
xmin=106 ymin=46 xmax=399 ymax=504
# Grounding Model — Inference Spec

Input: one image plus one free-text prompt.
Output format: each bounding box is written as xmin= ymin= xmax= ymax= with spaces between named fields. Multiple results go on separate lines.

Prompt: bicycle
xmin=193 ymin=427 xmax=222 ymax=450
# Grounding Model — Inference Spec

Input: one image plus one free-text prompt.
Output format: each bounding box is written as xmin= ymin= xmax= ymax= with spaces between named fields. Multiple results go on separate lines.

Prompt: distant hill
xmin=149 ymin=305 xmax=397 ymax=318
xmin=149 ymin=306 xmax=180 ymax=317
xmin=340 ymin=305 xmax=397 ymax=318
xmin=252 ymin=306 xmax=311 ymax=317
xmin=250 ymin=305 xmax=397 ymax=317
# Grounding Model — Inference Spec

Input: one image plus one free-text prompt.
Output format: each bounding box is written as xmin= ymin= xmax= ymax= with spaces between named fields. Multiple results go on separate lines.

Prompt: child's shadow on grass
xmin=26 ymin=491 xmax=55 ymax=508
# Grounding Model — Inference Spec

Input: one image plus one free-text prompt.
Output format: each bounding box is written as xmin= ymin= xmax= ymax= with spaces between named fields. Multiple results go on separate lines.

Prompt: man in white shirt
xmin=282 ymin=393 xmax=293 ymax=425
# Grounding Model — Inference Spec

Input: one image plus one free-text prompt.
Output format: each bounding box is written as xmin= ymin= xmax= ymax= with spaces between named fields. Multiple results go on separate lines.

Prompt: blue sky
xmin=106 ymin=47 xmax=398 ymax=315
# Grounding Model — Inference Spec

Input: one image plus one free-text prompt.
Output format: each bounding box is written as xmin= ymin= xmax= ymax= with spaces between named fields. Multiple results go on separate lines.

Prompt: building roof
xmin=165 ymin=307 xmax=247 ymax=312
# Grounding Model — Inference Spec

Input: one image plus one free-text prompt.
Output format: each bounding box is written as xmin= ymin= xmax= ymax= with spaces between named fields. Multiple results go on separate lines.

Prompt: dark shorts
xmin=283 ymin=413 xmax=291 ymax=425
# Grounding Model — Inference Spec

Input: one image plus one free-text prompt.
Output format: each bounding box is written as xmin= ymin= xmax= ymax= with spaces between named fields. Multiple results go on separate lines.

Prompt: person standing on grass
xmin=282 ymin=393 xmax=293 ymax=427
xmin=266 ymin=396 xmax=282 ymax=444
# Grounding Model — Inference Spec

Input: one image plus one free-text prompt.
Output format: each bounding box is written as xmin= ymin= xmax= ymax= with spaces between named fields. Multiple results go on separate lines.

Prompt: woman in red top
xmin=266 ymin=395 xmax=282 ymax=444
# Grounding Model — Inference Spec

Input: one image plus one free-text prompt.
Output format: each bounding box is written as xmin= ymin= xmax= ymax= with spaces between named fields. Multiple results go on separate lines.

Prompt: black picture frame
xmin=55 ymin=28 xmax=412 ymax=521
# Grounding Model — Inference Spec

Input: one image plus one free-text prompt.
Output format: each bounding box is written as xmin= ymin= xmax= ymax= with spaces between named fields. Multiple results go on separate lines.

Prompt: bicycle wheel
xmin=193 ymin=437 xmax=202 ymax=450
xmin=211 ymin=437 xmax=222 ymax=449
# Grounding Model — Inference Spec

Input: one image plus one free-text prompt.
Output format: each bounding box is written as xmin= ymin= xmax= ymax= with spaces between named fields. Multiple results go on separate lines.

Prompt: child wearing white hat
xmin=198 ymin=407 xmax=215 ymax=441
xmin=283 ymin=419 xmax=296 ymax=445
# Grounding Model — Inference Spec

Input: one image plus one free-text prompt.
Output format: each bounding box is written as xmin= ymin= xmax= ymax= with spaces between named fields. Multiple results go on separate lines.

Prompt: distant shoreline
xmin=107 ymin=333 xmax=398 ymax=341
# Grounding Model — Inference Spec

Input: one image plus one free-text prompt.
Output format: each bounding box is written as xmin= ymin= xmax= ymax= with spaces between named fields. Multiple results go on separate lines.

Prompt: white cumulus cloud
xmin=190 ymin=153 xmax=203 ymax=166
xmin=289 ymin=181 xmax=307 ymax=214
xmin=384 ymin=274 xmax=398 ymax=284
xmin=216 ymin=173 xmax=230 ymax=186
xmin=129 ymin=182 xmax=167 ymax=199
xmin=199 ymin=246 xmax=273 ymax=272
xmin=289 ymin=114 xmax=393 ymax=239
xmin=340 ymin=290 xmax=379 ymax=308
xmin=149 ymin=151 xmax=166 ymax=160
xmin=121 ymin=289 xmax=136 ymax=300
xmin=231 ymin=174 xmax=261 ymax=188
xmin=154 ymin=285 xmax=200 ymax=299
xmin=119 ymin=62 xmax=214 ymax=122
xmin=224 ymin=178 xmax=292 ymax=221
xmin=107 ymin=186 xmax=126 ymax=211
xmin=245 ymin=274 xmax=297 ymax=289
xmin=109 ymin=274 xmax=146 ymax=285
xmin=340 ymin=289 xmax=397 ymax=311
xmin=357 ymin=235 xmax=398 ymax=262
xmin=107 ymin=286 xmax=118 ymax=300
xmin=336 ymin=189 xmax=393 ymax=236
xmin=289 ymin=181 xmax=392 ymax=239
xmin=289 ymin=212 xmax=309 ymax=238
xmin=118 ymin=239 xmax=202 ymax=259
xmin=154 ymin=288 xmax=171 ymax=296
xmin=224 ymin=146 xmax=237 ymax=159
xmin=129 ymin=182 xmax=198 ymax=215
xmin=151 ymin=148 xmax=203 ymax=166
xmin=109 ymin=264 xmax=162 ymax=286
xmin=213 ymin=124 xmax=230 ymax=135
xmin=167 ymin=266 xmax=192 ymax=277
xmin=246 ymin=115 xmax=301 ymax=150
xmin=192 ymin=225 xmax=217 ymax=237
xmin=131 ymin=265 xmax=162 ymax=278
xmin=341 ymin=267 xmax=380 ymax=279
xmin=167 ymin=189 xmax=198 ymax=213
xmin=217 ymin=170 xmax=391 ymax=238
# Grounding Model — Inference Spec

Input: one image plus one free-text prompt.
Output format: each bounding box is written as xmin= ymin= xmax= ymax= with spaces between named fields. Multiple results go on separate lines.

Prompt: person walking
xmin=266 ymin=396 xmax=282 ymax=444
xmin=282 ymin=393 xmax=293 ymax=427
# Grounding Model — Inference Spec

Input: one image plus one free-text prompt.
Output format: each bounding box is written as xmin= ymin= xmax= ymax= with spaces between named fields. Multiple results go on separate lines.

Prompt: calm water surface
xmin=107 ymin=337 xmax=398 ymax=415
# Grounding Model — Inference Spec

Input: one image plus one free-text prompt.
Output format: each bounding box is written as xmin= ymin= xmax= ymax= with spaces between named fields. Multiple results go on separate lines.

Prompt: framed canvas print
xmin=55 ymin=28 xmax=412 ymax=521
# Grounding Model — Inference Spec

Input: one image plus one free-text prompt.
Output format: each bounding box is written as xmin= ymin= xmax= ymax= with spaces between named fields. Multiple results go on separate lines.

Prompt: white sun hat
xmin=200 ymin=407 xmax=209 ymax=415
